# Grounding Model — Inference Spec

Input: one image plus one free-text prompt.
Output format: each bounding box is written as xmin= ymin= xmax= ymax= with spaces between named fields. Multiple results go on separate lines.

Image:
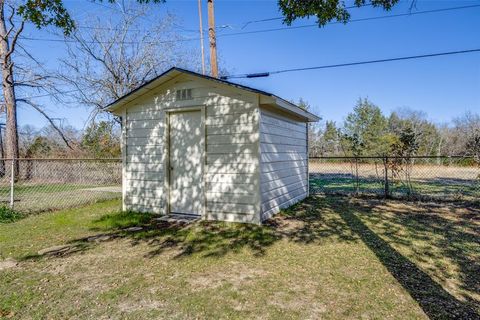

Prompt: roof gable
xmin=105 ymin=67 xmax=319 ymax=122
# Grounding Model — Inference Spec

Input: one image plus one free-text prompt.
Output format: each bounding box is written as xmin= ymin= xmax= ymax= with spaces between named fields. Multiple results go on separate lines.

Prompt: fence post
xmin=354 ymin=157 xmax=359 ymax=195
xmin=383 ymin=155 xmax=389 ymax=198
xmin=9 ymin=159 xmax=14 ymax=209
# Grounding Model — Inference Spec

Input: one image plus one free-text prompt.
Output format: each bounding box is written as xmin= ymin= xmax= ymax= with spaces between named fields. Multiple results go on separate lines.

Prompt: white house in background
xmin=106 ymin=67 xmax=319 ymax=224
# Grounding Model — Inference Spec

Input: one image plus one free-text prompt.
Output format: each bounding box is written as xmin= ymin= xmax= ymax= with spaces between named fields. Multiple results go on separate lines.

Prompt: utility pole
xmin=207 ymin=0 xmax=218 ymax=78
xmin=197 ymin=0 xmax=206 ymax=75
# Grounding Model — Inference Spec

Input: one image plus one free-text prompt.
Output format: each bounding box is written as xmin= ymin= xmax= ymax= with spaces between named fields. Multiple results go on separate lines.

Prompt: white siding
xmin=204 ymin=89 xmax=260 ymax=224
xmin=123 ymin=74 xmax=260 ymax=223
xmin=259 ymin=109 xmax=308 ymax=221
xmin=124 ymin=102 xmax=166 ymax=214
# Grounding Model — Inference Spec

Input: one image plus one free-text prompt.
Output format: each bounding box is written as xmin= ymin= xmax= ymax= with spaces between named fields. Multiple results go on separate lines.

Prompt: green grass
xmin=310 ymin=177 xmax=480 ymax=200
xmin=0 ymin=206 xmax=23 ymax=223
xmin=0 ymin=200 xmax=121 ymax=259
xmin=0 ymin=196 xmax=478 ymax=319
xmin=0 ymin=184 xmax=99 ymax=195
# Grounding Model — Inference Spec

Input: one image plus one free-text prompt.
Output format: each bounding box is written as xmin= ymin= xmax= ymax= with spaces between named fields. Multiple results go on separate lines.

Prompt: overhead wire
xmin=16 ymin=4 xmax=480 ymax=45
xmin=220 ymin=48 xmax=480 ymax=79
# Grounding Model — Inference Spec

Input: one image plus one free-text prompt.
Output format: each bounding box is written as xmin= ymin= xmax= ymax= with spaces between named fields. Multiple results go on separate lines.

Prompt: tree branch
xmin=17 ymin=99 xmax=73 ymax=150
xmin=5 ymin=20 xmax=24 ymax=63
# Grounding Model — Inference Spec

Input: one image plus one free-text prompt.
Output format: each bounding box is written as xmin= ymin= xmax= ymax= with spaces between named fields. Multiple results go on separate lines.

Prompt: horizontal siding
xmin=260 ymin=109 xmax=308 ymax=221
xmin=126 ymin=162 xmax=163 ymax=172
xmin=206 ymin=182 xmax=256 ymax=194
xmin=207 ymin=143 xmax=256 ymax=154
xmin=126 ymin=154 xmax=164 ymax=163
xmin=125 ymin=171 xmax=163 ymax=180
xmin=207 ymin=134 xmax=256 ymax=145
xmin=125 ymin=188 xmax=163 ymax=198
xmin=126 ymin=119 xmax=163 ymax=130
xmin=260 ymin=152 xmax=306 ymax=163
xmin=207 ymin=124 xmax=255 ymax=135
xmin=207 ymin=202 xmax=255 ymax=214
xmin=260 ymin=143 xmax=306 ymax=153
xmin=261 ymin=185 xmax=307 ymax=213
xmin=260 ymin=167 xmax=307 ymax=183
xmin=261 ymin=193 xmax=307 ymax=221
xmin=261 ymin=160 xmax=307 ymax=173
xmin=261 ymin=180 xmax=307 ymax=201
xmin=260 ymin=123 xmax=305 ymax=139
xmin=205 ymin=94 xmax=259 ymax=223
xmin=124 ymin=106 xmax=165 ymax=214
xmin=206 ymin=153 xmax=257 ymax=164
xmin=205 ymin=173 xmax=256 ymax=184
xmin=260 ymin=174 xmax=307 ymax=193
xmin=123 ymin=75 xmax=260 ymax=222
xmin=260 ymin=134 xmax=306 ymax=147
xmin=126 ymin=137 xmax=163 ymax=146
xmin=206 ymin=102 xmax=255 ymax=116
xmin=206 ymin=193 xmax=256 ymax=204
xmin=205 ymin=212 xmax=258 ymax=223
xmin=207 ymin=163 xmax=258 ymax=175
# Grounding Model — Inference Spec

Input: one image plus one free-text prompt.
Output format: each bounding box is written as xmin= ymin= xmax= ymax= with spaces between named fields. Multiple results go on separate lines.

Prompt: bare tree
xmin=0 ymin=0 xmax=75 ymax=166
xmin=57 ymin=7 xmax=198 ymax=124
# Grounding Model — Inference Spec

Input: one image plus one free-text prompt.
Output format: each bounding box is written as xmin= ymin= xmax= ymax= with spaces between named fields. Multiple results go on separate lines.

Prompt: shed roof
xmin=105 ymin=67 xmax=320 ymax=122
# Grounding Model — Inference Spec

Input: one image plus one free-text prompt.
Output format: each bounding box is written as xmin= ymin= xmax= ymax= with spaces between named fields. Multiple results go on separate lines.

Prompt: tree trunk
xmin=0 ymin=0 xmax=19 ymax=177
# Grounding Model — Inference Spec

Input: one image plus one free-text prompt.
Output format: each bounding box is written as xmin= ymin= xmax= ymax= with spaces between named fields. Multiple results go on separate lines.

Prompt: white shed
xmin=107 ymin=67 xmax=319 ymax=224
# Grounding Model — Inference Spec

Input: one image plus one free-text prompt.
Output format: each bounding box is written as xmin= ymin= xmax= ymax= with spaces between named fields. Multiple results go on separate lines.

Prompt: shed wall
xmin=259 ymin=108 xmax=308 ymax=221
xmin=122 ymin=74 xmax=260 ymax=223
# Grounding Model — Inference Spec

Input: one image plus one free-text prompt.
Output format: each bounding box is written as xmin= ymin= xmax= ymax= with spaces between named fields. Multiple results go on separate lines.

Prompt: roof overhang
xmin=105 ymin=67 xmax=320 ymax=122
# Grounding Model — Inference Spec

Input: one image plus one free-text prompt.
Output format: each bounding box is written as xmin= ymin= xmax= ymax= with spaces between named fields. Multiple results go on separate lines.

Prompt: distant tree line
xmin=10 ymin=121 xmax=121 ymax=159
xmin=4 ymin=97 xmax=479 ymax=161
xmin=307 ymin=98 xmax=480 ymax=160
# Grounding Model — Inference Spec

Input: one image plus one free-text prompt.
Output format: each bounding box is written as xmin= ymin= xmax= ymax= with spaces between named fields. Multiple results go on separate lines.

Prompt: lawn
xmin=0 ymin=196 xmax=478 ymax=319
xmin=310 ymin=176 xmax=480 ymax=201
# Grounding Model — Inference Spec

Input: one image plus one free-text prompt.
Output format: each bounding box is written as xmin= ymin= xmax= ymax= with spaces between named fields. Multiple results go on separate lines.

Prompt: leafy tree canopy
xmin=16 ymin=0 xmax=165 ymax=36
xmin=343 ymin=98 xmax=389 ymax=155
xmin=278 ymin=0 xmax=401 ymax=26
xmin=17 ymin=0 xmax=75 ymax=35
xmin=81 ymin=121 xmax=121 ymax=158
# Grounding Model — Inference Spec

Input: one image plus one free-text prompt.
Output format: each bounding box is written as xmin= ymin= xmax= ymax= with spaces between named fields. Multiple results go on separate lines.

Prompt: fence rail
xmin=0 ymin=158 xmax=122 ymax=213
xmin=309 ymin=156 xmax=480 ymax=203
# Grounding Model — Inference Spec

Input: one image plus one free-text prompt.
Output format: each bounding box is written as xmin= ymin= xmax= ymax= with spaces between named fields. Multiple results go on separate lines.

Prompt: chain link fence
xmin=1 ymin=156 xmax=478 ymax=215
xmin=309 ymin=156 xmax=480 ymax=203
xmin=0 ymin=159 xmax=122 ymax=214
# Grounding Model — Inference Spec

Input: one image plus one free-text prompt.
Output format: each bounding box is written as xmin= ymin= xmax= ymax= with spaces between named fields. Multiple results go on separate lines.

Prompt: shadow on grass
xmin=74 ymin=211 xmax=282 ymax=259
xmin=334 ymin=200 xmax=479 ymax=319
xmin=28 ymin=195 xmax=479 ymax=318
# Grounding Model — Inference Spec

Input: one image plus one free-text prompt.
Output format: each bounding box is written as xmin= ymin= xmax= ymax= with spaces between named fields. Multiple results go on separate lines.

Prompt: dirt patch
xmin=188 ymin=262 xmax=269 ymax=292
xmin=0 ymin=258 xmax=17 ymax=271
xmin=118 ymin=299 xmax=164 ymax=313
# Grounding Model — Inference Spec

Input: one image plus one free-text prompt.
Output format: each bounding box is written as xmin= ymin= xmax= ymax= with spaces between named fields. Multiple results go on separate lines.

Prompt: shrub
xmin=0 ymin=206 xmax=24 ymax=223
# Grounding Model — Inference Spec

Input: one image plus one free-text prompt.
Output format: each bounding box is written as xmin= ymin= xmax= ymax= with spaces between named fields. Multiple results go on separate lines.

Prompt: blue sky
xmin=15 ymin=0 xmax=480 ymax=130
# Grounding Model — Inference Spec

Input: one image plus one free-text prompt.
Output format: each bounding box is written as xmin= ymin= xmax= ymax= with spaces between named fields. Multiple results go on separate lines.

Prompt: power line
xmin=220 ymin=48 xmax=480 ymax=79
xmin=17 ymin=4 xmax=480 ymax=45
xmin=16 ymin=48 xmax=480 ymax=99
